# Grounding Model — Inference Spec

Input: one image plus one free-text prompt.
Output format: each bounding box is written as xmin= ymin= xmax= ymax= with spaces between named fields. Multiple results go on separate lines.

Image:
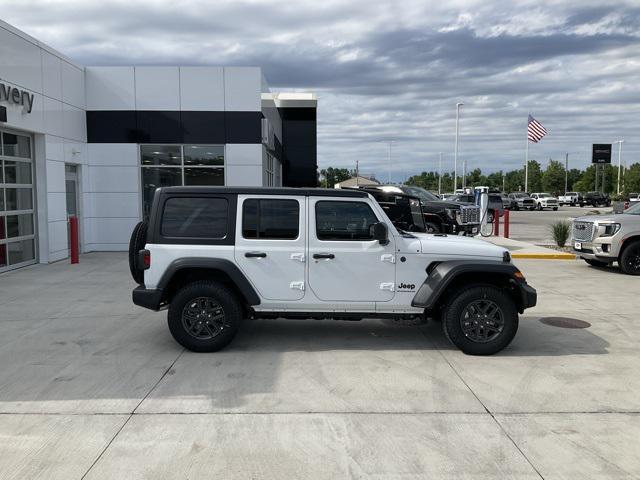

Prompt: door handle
xmin=313 ymin=253 xmax=335 ymax=259
xmin=245 ymin=251 xmax=267 ymax=258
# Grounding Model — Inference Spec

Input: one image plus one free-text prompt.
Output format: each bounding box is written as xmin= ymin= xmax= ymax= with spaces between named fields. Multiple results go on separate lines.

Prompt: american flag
xmin=527 ymin=115 xmax=547 ymax=143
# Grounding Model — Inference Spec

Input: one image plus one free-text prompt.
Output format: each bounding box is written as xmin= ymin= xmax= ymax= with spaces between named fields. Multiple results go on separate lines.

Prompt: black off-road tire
xmin=442 ymin=284 xmax=519 ymax=355
xmin=168 ymin=281 xmax=243 ymax=352
xmin=619 ymin=241 xmax=640 ymax=276
xmin=128 ymin=221 xmax=147 ymax=285
xmin=553 ymin=207 xmax=558 ymax=211
xmin=584 ymin=258 xmax=609 ymax=268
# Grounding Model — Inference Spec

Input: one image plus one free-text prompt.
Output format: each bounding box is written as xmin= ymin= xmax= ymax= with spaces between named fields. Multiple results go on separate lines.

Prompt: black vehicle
xmin=356 ymin=185 xmax=481 ymax=235
xmin=449 ymin=193 xmax=503 ymax=222
xmin=584 ymin=191 xmax=611 ymax=208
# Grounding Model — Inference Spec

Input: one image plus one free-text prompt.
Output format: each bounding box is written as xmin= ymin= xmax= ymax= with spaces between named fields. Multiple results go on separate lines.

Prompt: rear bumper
xmin=132 ymin=286 xmax=164 ymax=311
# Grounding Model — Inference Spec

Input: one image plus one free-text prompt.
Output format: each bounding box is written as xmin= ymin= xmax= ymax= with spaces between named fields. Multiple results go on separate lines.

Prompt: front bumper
xmin=132 ymin=286 xmax=164 ymax=311
xmin=572 ymin=241 xmax=617 ymax=261
xmin=455 ymin=223 xmax=480 ymax=236
xmin=519 ymin=283 xmax=537 ymax=311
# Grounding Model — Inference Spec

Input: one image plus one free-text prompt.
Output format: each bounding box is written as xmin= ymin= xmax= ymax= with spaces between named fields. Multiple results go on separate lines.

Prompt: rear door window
xmin=161 ymin=197 xmax=228 ymax=238
xmin=242 ymin=199 xmax=299 ymax=239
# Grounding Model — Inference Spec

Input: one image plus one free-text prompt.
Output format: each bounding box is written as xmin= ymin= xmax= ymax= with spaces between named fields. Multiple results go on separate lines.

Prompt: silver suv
xmin=572 ymin=201 xmax=640 ymax=275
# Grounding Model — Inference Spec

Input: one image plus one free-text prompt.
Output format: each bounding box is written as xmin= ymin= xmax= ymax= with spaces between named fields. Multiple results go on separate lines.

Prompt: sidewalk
xmin=481 ymin=235 xmax=577 ymax=259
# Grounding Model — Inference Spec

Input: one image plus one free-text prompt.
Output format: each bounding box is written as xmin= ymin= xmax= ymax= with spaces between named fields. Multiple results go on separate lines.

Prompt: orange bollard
xmin=504 ymin=209 xmax=510 ymax=238
xmin=493 ymin=210 xmax=500 ymax=236
xmin=69 ymin=215 xmax=79 ymax=264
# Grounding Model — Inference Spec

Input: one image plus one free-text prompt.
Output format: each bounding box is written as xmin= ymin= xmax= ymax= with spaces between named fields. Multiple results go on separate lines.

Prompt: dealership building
xmin=0 ymin=19 xmax=317 ymax=273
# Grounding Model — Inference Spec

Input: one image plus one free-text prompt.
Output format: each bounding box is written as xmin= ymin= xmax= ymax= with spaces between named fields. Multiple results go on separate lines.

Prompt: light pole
xmin=616 ymin=140 xmax=624 ymax=195
xmin=438 ymin=152 xmax=443 ymax=195
xmin=565 ymin=153 xmax=569 ymax=194
xmin=454 ymin=102 xmax=463 ymax=191
xmin=387 ymin=141 xmax=394 ymax=184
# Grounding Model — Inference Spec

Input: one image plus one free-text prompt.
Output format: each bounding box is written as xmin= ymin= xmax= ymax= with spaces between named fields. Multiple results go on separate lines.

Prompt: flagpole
xmin=525 ymin=113 xmax=530 ymax=192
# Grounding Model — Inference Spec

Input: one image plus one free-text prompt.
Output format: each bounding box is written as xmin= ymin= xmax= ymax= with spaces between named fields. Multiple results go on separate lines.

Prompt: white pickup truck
xmin=558 ymin=192 xmax=580 ymax=206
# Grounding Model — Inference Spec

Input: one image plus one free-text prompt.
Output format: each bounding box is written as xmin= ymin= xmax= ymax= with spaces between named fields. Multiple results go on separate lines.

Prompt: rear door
xmin=308 ymin=198 xmax=396 ymax=302
xmin=235 ymin=195 xmax=306 ymax=301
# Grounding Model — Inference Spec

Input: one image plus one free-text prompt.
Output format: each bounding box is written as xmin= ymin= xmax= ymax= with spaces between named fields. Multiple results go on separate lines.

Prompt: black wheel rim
xmin=460 ymin=299 xmax=504 ymax=343
xmin=181 ymin=297 xmax=227 ymax=340
xmin=624 ymin=247 xmax=640 ymax=273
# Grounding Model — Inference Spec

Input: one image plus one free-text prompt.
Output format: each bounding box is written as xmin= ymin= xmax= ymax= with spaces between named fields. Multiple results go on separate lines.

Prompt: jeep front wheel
xmin=168 ymin=281 xmax=242 ymax=352
xmin=442 ymin=285 xmax=518 ymax=355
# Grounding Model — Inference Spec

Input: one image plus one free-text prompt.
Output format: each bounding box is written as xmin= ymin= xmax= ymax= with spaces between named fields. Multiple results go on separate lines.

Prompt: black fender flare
xmin=158 ymin=258 xmax=261 ymax=305
xmin=411 ymin=260 xmax=536 ymax=311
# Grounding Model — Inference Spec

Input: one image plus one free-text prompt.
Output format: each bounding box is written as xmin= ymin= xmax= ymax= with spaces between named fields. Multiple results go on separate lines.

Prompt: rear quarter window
xmin=161 ymin=197 xmax=228 ymax=238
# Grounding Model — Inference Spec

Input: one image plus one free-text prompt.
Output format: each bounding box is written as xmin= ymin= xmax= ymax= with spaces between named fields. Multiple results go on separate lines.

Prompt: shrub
xmin=550 ymin=220 xmax=572 ymax=247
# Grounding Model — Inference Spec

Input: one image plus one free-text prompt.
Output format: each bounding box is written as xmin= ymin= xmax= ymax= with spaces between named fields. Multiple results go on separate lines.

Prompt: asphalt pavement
xmin=505 ymin=205 xmax=612 ymax=244
xmin=0 ymin=252 xmax=639 ymax=479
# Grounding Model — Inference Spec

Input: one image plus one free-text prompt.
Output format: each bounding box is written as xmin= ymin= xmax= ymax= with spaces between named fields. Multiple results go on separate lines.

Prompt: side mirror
xmin=370 ymin=222 xmax=389 ymax=245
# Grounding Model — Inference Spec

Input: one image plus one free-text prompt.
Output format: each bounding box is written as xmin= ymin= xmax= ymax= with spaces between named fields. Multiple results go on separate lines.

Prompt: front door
xmin=234 ymin=195 xmax=306 ymax=301
xmin=308 ymin=198 xmax=396 ymax=302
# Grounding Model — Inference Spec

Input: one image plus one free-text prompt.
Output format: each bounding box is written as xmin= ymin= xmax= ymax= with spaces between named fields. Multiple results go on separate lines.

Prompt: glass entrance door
xmin=0 ymin=129 xmax=36 ymax=273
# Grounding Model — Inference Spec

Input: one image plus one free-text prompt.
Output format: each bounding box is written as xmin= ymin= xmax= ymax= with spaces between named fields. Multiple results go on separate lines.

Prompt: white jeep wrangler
xmin=130 ymin=187 xmax=537 ymax=355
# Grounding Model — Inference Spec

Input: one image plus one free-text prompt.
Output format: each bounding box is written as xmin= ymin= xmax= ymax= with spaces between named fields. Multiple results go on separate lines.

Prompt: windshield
xmin=538 ymin=193 xmax=551 ymax=198
xmin=626 ymin=202 xmax=640 ymax=215
xmin=513 ymin=193 xmax=527 ymax=198
xmin=402 ymin=186 xmax=439 ymax=202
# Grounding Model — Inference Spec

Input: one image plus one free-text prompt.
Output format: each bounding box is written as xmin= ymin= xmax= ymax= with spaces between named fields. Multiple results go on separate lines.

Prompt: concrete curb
xmin=511 ymin=252 xmax=577 ymax=260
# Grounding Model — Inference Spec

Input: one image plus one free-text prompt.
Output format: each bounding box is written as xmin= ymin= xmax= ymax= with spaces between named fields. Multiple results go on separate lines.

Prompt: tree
xmin=623 ymin=163 xmax=640 ymax=193
xmin=319 ymin=167 xmax=352 ymax=188
xmin=526 ymin=160 xmax=543 ymax=192
xmin=542 ymin=160 xmax=566 ymax=195
xmin=566 ymin=169 xmax=581 ymax=190
xmin=504 ymin=169 xmax=524 ymax=192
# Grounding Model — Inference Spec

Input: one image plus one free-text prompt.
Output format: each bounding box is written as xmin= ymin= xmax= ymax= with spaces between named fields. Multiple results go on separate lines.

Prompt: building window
xmin=265 ymin=152 xmax=275 ymax=186
xmin=140 ymin=144 xmax=224 ymax=218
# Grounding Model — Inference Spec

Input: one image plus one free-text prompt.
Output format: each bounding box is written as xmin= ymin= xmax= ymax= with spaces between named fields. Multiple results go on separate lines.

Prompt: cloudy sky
xmin=4 ymin=0 xmax=639 ymax=181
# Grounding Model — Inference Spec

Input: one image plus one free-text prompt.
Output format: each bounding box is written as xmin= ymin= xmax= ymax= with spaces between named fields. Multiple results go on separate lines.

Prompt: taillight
xmin=138 ymin=249 xmax=150 ymax=270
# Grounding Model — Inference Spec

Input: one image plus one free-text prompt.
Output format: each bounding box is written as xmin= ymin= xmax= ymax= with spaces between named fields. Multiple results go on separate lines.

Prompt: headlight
xmin=599 ymin=223 xmax=621 ymax=237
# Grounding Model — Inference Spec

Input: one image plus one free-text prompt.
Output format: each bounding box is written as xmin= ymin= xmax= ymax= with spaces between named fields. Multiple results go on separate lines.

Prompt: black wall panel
xmin=86 ymin=110 xmax=262 ymax=144
xmin=280 ymin=107 xmax=317 ymax=187
xmin=182 ymin=111 xmax=226 ymax=144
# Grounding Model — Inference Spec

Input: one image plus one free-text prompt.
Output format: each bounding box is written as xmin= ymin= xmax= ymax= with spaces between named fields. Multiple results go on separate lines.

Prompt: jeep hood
xmin=409 ymin=233 xmax=507 ymax=260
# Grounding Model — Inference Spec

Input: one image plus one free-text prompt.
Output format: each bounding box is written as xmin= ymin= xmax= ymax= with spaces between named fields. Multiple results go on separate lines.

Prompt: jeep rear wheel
xmin=442 ymin=285 xmax=518 ymax=355
xmin=168 ymin=281 xmax=242 ymax=352
xmin=128 ymin=221 xmax=147 ymax=285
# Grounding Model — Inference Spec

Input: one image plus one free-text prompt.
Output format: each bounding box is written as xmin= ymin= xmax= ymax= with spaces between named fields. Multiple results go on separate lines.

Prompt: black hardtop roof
xmin=158 ymin=186 xmax=369 ymax=198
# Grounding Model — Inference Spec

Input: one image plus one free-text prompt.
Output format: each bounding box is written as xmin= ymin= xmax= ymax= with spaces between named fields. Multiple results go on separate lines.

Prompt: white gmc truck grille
xmin=572 ymin=221 xmax=594 ymax=242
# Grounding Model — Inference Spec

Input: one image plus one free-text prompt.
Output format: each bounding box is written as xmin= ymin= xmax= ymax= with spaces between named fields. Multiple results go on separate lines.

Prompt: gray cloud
xmin=3 ymin=0 xmax=639 ymax=180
